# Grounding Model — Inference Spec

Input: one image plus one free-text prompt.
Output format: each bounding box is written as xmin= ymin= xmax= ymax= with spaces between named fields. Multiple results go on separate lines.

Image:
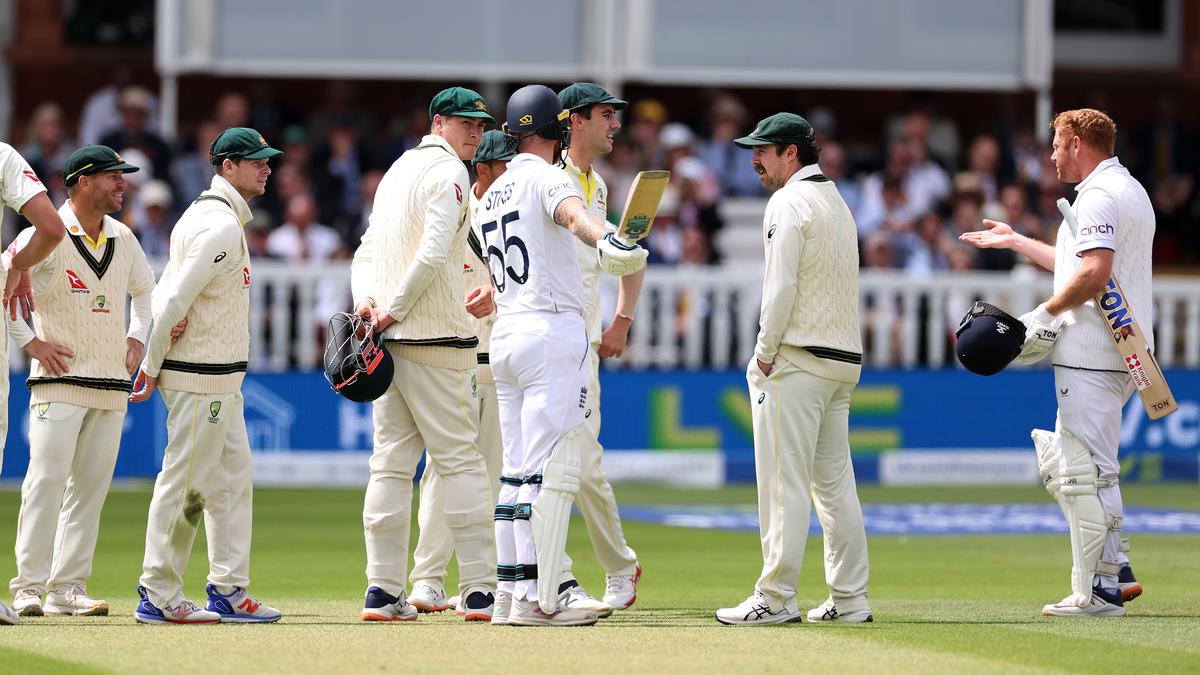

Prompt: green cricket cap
xmin=209 ymin=127 xmax=284 ymax=165
xmin=558 ymin=83 xmax=628 ymax=112
xmin=733 ymin=112 xmax=816 ymax=149
xmin=62 ymin=145 xmax=140 ymax=186
xmin=429 ymin=87 xmax=497 ymax=124
xmin=473 ymin=130 xmax=516 ymax=166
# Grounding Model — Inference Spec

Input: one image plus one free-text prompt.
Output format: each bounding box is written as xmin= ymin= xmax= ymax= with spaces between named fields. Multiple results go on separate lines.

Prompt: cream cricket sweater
xmin=351 ymin=134 xmax=477 ymax=371
xmin=755 ymin=165 xmax=863 ymax=385
xmin=142 ymin=175 xmax=252 ymax=394
xmin=4 ymin=202 xmax=155 ymax=411
xmin=564 ymin=155 xmax=611 ymax=344
xmin=467 ymin=189 xmax=496 ymax=383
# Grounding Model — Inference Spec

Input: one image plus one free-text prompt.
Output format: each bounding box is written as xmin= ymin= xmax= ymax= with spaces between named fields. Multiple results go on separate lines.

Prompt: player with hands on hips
xmin=961 ymin=108 xmax=1153 ymax=616
xmin=482 ymin=84 xmax=644 ymax=627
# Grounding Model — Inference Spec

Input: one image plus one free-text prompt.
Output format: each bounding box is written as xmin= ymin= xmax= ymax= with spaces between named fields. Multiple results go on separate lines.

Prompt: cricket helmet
xmin=504 ymin=84 xmax=571 ymax=153
xmin=323 ymin=312 xmax=393 ymax=402
xmin=955 ymin=301 xmax=1026 ymax=376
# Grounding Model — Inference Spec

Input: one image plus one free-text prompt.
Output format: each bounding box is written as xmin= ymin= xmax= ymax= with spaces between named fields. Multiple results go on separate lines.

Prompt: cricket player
xmin=715 ymin=113 xmax=872 ymax=626
xmin=350 ymin=87 xmax=497 ymax=622
xmin=0 ymin=142 xmax=69 ymax=626
xmin=129 ymin=127 xmax=284 ymax=624
xmin=960 ymin=109 xmax=1151 ymax=617
xmin=6 ymin=146 xmax=153 ymax=619
xmin=553 ymin=83 xmax=644 ymax=613
xmin=408 ymin=130 xmax=511 ymax=619
xmin=481 ymin=84 xmax=646 ymax=627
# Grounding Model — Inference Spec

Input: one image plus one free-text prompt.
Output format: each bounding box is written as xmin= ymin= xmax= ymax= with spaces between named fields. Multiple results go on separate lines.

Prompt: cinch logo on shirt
xmin=1080 ymin=223 xmax=1114 ymax=237
xmin=66 ymin=269 xmax=89 ymax=293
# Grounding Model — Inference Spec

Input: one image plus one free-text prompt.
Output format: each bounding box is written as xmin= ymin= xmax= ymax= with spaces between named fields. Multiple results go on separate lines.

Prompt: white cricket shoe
xmin=560 ymin=583 xmax=613 ymax=618
xmin=716 ymin=592 xmax=802 ymax=626
xmin=460 ymin=591 xmax=494 ymax=622
xmin=12 ymin=588 xmax=43 ymax=617
xmin=490 ymin=592 xmax=512 ymax=625
xmin=806 ymin=597 xmax=873 ymax=623
xmin=0 ymin=602 xmax=18 ymax=625
xmin=135 ymin=586 xmax=221 ymax=624
xmin=360 ymin=586 xmax=417 ymax=622
xmin=1042 ymin=586 xmax=1126 ymax=617
xmin=603 ymin=563 xmax=642 ymax=610
xmin=507 ymin=596 xmax=598 ymax=627
xmin=408 ymin=581 xmax=449 ymax=613
xmin=448 ymin=594 xmax=463 ymax=615
xmin=205 ymin=584 xmax=281 ymax=623
xmin=45 ymin=583 xmax=109 ymax=616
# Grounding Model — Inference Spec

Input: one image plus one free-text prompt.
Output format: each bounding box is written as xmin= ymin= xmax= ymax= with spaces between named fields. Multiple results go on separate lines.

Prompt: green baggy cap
xmin=429 ymin=87 xmax=497 ymax=124
xmin=733 ymin=112 xmax=815 ymax=149
xmin=558 ymin=82 xmax=628 ymax=112
xmin=63 ymin=145 xmax=140 ymax=186
xmin=210 ymin=127 xmax=284 ymax=165
xmin=473 ymin=130 xmax=516 ymax=166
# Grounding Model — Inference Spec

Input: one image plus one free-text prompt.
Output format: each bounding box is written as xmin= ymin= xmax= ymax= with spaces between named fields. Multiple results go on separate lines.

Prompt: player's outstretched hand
xmin=465 ymin=284 xmax=495 ymax=319
xmin=23 ymin=338 xmax=74 ymax=376
xmin=129 ymin=368 xmax=158 ymax=402
xmin=598 ymin=232 xmax=648 ymax=276
xmin=959 ymin=219 xmax=1016 ymax=250
xmin=4 ymin=267 xmax=34 ymax=320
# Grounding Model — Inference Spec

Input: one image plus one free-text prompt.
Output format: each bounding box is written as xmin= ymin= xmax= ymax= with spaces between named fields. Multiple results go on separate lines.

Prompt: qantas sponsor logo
xmin=22 ymin=169 xmax=41 ymax=183
xmin=66 ymin=269 xmax=89 ymax=293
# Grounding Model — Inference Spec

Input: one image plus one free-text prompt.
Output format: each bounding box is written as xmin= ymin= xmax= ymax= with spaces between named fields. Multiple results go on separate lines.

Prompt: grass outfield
xmin=0 ymin=484 xmax=1197 ymax=674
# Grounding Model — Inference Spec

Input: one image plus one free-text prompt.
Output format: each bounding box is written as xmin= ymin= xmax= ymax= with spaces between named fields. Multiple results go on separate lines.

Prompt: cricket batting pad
xmin=1034 ymin=428 xmax=1106 ymax=606
xmin=532 ymin=426 xmax=584 ymax=613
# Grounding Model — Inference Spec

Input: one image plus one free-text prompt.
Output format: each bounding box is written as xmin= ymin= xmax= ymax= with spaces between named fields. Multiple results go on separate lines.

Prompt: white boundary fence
xmin=16 ymin=262 xmax=1194 ymax=372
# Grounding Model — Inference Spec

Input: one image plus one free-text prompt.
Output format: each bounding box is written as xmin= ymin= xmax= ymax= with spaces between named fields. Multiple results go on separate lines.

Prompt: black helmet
xmin=955 ymin=301 xmax=1025 ymax=376
xmin=504 ymin=84 xmax=570 ymax=151
xmin=324 ymin=312 xmax=393 ymax=402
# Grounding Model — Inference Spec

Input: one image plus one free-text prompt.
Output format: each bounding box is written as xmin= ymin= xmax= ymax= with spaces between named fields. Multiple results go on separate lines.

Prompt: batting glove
xmin=1015 ymin=303 xmax=1061 ymax=364
xmin=598 ymin=232 xmax=648 ymax=276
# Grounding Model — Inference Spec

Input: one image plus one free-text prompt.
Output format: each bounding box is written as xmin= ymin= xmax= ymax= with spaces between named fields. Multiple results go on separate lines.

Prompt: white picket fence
xmin=17 ymin=261 xmax=1198 ymax=372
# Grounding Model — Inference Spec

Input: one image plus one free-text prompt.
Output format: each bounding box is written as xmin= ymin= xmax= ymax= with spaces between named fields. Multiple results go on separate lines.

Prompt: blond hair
xmin=1051 ymin=108 xmax=1116 ymax=156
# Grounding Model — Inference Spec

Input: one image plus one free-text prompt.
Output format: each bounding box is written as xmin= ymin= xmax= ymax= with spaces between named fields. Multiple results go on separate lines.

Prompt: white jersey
xmin=563 ymin=155 xmax=613 ymax=344
xmin=1 ymin=142 xmax=47 ymax=214
xmin=1053 ymin=157 xmax=1155 ymax=372
xmin=477 ymin=153 xmax=584 ymax=317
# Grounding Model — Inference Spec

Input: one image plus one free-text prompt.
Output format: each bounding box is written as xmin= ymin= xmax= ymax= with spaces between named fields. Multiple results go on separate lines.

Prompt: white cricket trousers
xmin=409 ymin=379 xmax=502 ymax=587
xmin=140 ymin=388 xmax=254 ymax=608
xmin=363 ymin=348 xmax=493 ymax=599
xmin=1053 ymin=366 xmax=1135 ymax=579
xmin=748 ymin=359 xmax=870 ymax=612
xmin=10 ymin=402 xmax=123 ymax=595
xmin=0 ymin=320 xmax=8 ymax=470
xmin=567 ymin=348 xmax=638 ymax=577
xmin=491 ymin=312 xmax=589 ymax=603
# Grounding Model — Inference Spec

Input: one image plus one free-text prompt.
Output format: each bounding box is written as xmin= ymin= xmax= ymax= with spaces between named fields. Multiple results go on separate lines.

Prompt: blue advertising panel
xmin=3 ymin=369 xmax=1197 ymax=482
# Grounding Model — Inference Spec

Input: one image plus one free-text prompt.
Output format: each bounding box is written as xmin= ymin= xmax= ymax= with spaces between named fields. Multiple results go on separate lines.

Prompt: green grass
xmin=0 ymin=484 xmax=1197 ymax=674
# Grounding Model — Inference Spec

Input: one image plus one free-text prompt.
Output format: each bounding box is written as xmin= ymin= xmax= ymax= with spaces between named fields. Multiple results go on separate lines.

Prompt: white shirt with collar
xmin=1053 ymin=156 xmax=1156 ymax=371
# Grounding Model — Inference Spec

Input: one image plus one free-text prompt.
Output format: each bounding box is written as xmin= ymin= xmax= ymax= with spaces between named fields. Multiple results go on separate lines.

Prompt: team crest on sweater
xmin=90 ymin=294 xmax=110 ymax=314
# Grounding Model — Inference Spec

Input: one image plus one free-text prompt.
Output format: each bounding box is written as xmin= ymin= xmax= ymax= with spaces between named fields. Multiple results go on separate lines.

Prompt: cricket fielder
xmin=7 ymin=146 xmax=152 ymax=618
xmin=555 ymin=83 xmax=644 ymax=613
xmin=129 ymin=127 xmax=283 ymax=624
xmin=481 ymin=84 xmax=645 ymax=627
xmin=0 ymin=142 xmax=68 ymax=626
xmin=960 ymin=109 xmax=1152 ymax=616
xmin=408 ymin=130 xmax=511 ymax=619
xmin=716 ymin=113 xmax=872 ymax=626
xmin=351 ymin=88 xmax=496 ymax=622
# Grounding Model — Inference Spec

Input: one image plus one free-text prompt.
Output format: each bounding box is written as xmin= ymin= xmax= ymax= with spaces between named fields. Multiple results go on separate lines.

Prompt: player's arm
xmin=754 ymin=198 xmax=808 ymax=373
xmin=554 ymin=196 xmax=608 ymax=246
xmin=10 ymin=193 xmax=67 ymax=270
xmin=132 ymin=219 xmax=240 ymax=400
xmin=126 ymin=239 xmax=157 ymax=374
xmin=958 ymin=218 xmax=1055 ymax=272
xmin=2 ymin=227 xmax=73 ymax=374
xmin=599 ymin=267 xmax=646 ymax=358
xmin=1043 ymin=189 xmax=1118 ymax=316
xmin=1044 ymin=248 xmax=1112 ymax=315
xmin=375 ymin=167 xmax=463 ymax=332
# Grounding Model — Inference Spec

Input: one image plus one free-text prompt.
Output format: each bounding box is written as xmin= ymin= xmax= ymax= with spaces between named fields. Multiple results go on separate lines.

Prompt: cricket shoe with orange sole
xmin=361 ymin=586 xmax=417 ymax=622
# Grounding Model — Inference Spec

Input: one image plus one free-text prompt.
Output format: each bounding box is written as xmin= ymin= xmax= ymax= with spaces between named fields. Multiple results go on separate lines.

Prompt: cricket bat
xmin=615 ymin=170 xmax=670 ymax=243
xmin=1057 ymin=198 xmax=1178 ymax=419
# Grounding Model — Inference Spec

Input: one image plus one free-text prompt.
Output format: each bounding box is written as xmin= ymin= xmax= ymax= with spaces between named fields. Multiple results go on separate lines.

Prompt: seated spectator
xmin=310 ymin=114 xmax=377 ymax=239
xmin=858 ymin=173 xmax=917 ymax=237
xmin=100 ymin=86 xmax=171 ymax=181
xmin=902 ymin=211 xmax=951 ymax=275
xmin=78 ymin=66 xmax=159 ymax=145
xmin=820 ymin=140 xmax=860 ymax=214
xmin=21 ymin=102 xmax=75 ymax=182
xmin=862 ymin=229 xmax=899 ymax=269
xmin=170 ymin=119 xmax=221 ymax=204
xmin=963 ymin=133 xmax=1002 ymax=203
xmin=696 ymin=94 xmax=763 ymax=197
xmin=951 ymin=173 xmax=1013 ymax=271
xmin=213 ymin=91 xmax=251 ymax=130
xmin=131 ymin=179 xmax=174 ymax=259
xmin=857 ymin=141 xmax=923 ymax=235
xmin=629 ymin=99 xmax=667 ymax=171
xmin=595 ymin=138 xmax=638 ymax=222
